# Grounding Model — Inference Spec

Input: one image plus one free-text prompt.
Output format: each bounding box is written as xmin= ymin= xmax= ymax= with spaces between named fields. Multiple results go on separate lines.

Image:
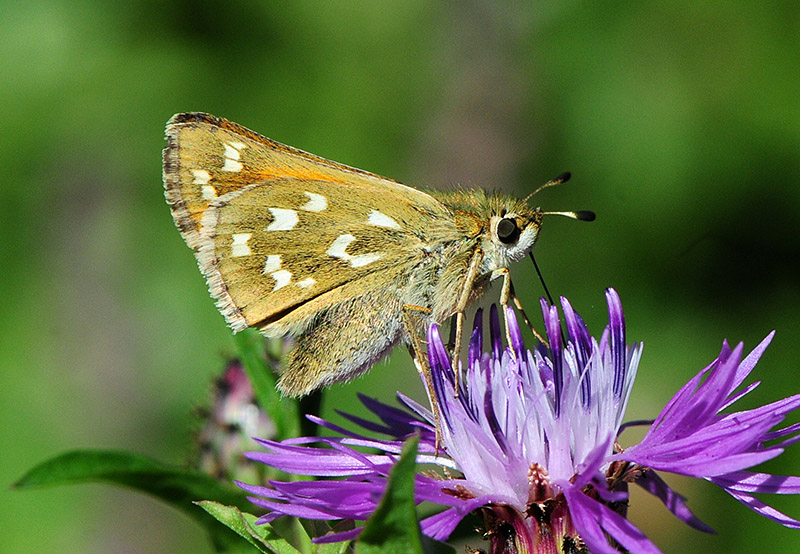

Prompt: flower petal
xmin=722 ymin=488 xmax=800 ymax=529
xmin=635 ymin=470 xmax=714 ymax=533
xmin=565 ymin=487 xmax=663 ymax=554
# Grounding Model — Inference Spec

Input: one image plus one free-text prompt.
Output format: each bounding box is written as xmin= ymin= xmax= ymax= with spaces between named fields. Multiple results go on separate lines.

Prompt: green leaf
xmin=234 ymin=329 xmax=301 ymax=440
xmin=355 ymin=436 xmax=456 ymax=554
xmin=315 ymin=540 xmax=351 ymax=554
xmin=197 ymin=501 xmax=301 ymax=554
xmin=355 ymin=435 xmax=423 ymax=554
xmin=313 ymin=541 xmax=350 ymax=554
xmin=14 ymin=449 xmax=253 ymax=551
xmin=198 ymin=501 xmax=353 ymax=554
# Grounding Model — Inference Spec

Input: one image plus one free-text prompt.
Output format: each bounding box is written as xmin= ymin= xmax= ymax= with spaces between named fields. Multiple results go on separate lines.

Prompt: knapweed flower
xmin=238 ymin=289 xmax=800 ymax=553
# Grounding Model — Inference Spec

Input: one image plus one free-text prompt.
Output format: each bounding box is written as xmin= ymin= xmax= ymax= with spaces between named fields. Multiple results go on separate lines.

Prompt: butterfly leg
xmin=452 ymin=249 xmax=484 ymax=391
xmin=490 ymin=267 xmax=550 ymax=356
xmin=401 ymin=304 xmax=443 ymax=448
xmin=509 ymin=282 xmax=548 ymax=346
xmin=490 ymin=267 xmax=518 ymax=360
xmin=401 ymin=304 xmax=434 ymax=390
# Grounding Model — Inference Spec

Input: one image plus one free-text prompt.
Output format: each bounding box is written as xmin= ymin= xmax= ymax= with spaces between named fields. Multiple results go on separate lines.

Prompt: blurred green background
xmin=3 ymin=1 xmax=799 ymax=552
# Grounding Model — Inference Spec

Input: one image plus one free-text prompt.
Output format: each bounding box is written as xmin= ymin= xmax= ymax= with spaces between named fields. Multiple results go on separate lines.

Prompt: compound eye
xmin=497 ymin=217 xmax=520 ymax=244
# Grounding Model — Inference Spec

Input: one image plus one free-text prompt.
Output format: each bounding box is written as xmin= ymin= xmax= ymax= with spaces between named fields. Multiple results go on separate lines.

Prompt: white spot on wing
xmin=266 ymin=208 xmax=298 ymax=231
xmin=201 ymin=185 xmax=217 ymax=200
xmin=222 ymin=159 xmax=243 ymax=172
xmin=192 ymin=169 xmax=211 ymax=184
xmin=350 ymin=253 xmax=382 ymax=267
xmin=271 ymin=269 xmax=292 ymax=291
xmin=262 ymin=255 xmax=281 ymax=274
xmin=325 ymin=234 xmax=382 ymax=268
xmin=326 ymin=234 xmax=356 ymax=258
xmin=296 ymin=277 xmax=316 ymax=289
xmin=222 ymin=142 xmax=246 ymax=172
xmin=367 ymin=210 xmax=401 ymax=229
xmin=231 ymin=233 xmax=252 ymax=257
xmin=301 ymin=192 xmax=327 ymax=212
xmin=223 ymin=143 xmax=242 ymax=160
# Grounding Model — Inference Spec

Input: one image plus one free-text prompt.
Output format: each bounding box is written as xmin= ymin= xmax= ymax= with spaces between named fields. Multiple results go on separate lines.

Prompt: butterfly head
xmin=482 ymin=172 xmax=595 ymax=272
xmin=484 ymin=205 xmax=544 ymax=270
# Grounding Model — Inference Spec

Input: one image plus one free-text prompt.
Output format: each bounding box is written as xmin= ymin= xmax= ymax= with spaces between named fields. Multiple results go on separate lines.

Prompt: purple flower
xmin=238 ymin=289 xmax=800 ymax=553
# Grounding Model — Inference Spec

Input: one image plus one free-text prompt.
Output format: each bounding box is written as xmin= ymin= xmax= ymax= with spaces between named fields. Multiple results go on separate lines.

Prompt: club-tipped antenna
xmin=542 ymin=209 xmax=596 ymax=221
xmin=525 ymin=171 xmax=594 ymax=303
xmin=523 ymin=171 xmax=572 ymax=204
xmin=529 ymin=252 xmax=555 ymax=306
xmin=524 ymin=173 xmax=597 ymax=223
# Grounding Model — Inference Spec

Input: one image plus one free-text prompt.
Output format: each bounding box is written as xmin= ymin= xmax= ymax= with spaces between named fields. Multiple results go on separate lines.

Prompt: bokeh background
xmin=3 ymin=2 xmax=799 ymax=552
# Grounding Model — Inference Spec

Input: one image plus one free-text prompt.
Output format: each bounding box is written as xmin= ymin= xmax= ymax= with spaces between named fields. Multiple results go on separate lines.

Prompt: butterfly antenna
xmin=523 ymin=171 xmax=572 ymax=204
xmin=524 ymin=172 xmax=597 ymax=223
xmin=541 ymin=209 xmax=596 ymax=221
xmin=532 ymin=208 xmax=594 ymax=304
xmin=529 ymin=252 xmax=555 ymax=305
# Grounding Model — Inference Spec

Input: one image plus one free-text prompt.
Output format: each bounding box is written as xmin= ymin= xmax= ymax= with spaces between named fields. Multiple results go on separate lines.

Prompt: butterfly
xmin=163 ymin=112 xmax=593 ymax=396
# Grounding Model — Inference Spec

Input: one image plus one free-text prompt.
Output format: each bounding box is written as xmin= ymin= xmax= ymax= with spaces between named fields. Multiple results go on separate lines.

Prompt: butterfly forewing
xmin=163 ymin=113 xmax=452 ymax=334
xmin=210 ymin=178 xmax=426 ymax=328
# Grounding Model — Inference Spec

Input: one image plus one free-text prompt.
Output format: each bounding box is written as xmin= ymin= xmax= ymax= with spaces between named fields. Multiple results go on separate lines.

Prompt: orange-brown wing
xmin=163 ymin=112 xmax=454 ymax=333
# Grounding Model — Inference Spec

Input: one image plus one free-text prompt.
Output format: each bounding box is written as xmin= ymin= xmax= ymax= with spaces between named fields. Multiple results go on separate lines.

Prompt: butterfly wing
xmin=163 ymin=112 xmax=453 ymax=334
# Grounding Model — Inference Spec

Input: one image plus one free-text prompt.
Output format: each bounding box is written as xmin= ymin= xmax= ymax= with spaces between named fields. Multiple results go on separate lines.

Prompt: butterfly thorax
xmin=417 ymin=190 xmax=544 ymax=323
